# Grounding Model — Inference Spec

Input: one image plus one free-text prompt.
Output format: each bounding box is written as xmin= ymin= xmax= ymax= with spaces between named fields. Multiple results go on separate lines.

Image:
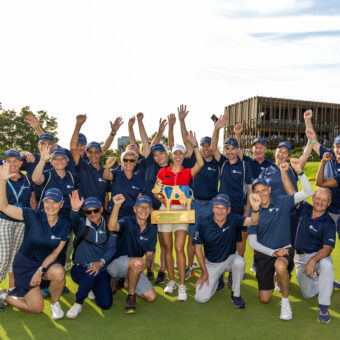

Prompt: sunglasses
xmin=123 ymin=159 xmax=136 ymax=163
xmin=85 ymin=208 xmax=100 ymax=215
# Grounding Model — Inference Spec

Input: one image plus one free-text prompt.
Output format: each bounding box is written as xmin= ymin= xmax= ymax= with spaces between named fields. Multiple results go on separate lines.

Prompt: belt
xmin=193 ymin=198 xmax=212 ymax=205
xmin=296 ymin=250 xmax=311 ymax=255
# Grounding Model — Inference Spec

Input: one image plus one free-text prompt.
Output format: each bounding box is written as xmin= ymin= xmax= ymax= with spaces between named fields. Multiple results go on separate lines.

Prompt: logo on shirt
xmin=140 ymin=236 xmax=148 ymax=241
xmin=194 ymin=230 xmax=199 ymax=240
xmin=222 ymin=226 xmax=230 ymax=232
xmin=51 ymin=235 xmax=61 ymax=240
xmin=329 ymin=238 xmax=335 ymax=243
xmin=132 ymin=186 xmax=140 ymax=190
xmin=269 ymin=208 xmax=279 ymax=212
xmin=98 ymin=178 xmax=106 ymax=182
xmin=99 ymin=230 xmax=106 ymax=234
xmin=66 ymin=185 xmax=74 ymax=189
xmin=207 ymin=167 xmax=216 ymax=172
xmin=309 ymin=225 xmax=318 ymax=232
xmin=232 ymin=170 xmax=242 ymax=174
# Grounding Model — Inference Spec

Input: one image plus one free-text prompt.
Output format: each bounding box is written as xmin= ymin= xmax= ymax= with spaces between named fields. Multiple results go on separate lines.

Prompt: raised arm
xmin=70 ymin=114 xmax=87 ymax=166
xmin=0 ymin=164 xmax=24 ymax=221
xmin=103 ymin=157 xmax=116 ymax=181
xmin=107 ymin=194 xmax=125 ymax=232
xmin=25 ymin=114 xmax=45 ymax=137
xmin=316 ymin=153 xmax=338 ymax=188
xmin=178 ymin=105 xmax=193 ymax=156
xmin=151 ymin=118 xmax=167 ymax=146
xmin=187 ymin=131 xmax=204 ymax=177
xmin=280 ymin=162 xmax=296 ymax=195
xmin=102 ymin=117 xmax=123 ymax=153
xmin=299 ymin=128 xmax=317 ymax=169
xmin=32 ymin=144 xmax=52 ymax=185
xmin=303 ymin=109 xmax=321 ymax=155
xmin=234 ymin=123 xmax=243 ymax=159
xmin=167 ymin=114 xmax=176 ymax=151
xmin=136 ymin=113 xmax=151 ymax=158
xmin=128 ymin=116 xmax=137 ymax=146
xmin=211 ymin=114 xmax=227 ymax=162
xmin=69 ymin=190 xmax=85 ymax=234
xmin=243 ymin=193 xmax=261 ymax=226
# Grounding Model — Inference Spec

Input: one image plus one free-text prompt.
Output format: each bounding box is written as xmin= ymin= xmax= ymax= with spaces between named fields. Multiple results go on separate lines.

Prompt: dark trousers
xmin=71 ymin=264 xmax=112 ymax=310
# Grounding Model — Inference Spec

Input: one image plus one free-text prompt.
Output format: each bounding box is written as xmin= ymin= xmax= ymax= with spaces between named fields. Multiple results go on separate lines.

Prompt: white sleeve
xmin=293 ymin=174 xmax=313 ymax=204
xmin=248 ymin=234 xmax=275 ymax=257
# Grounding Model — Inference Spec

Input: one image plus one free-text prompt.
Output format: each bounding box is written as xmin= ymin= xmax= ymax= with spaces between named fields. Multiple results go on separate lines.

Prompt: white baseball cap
xmin=172 ymin=144 xmax=186 ymax=154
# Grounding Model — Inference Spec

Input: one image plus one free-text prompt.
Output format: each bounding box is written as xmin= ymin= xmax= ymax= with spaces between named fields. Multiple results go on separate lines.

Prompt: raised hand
xmin=234 ymin=122 xmax=243 ymax=136
xmin=38 ymin=144 xmax=53 ymax=162
xmin=186 ymin=130 xmax=198 ymax=147
xmin=69 ymin=190 xmax=84 ymax=211
xmin=113 ymin=194 xmax=126 ymax=206
xmin=76 ymin=114 xmax=87 ymax=126
xmin=290 ymin=158 xmax=302 ymax=174
xmin=322 ymin=152 xmax=333 ymax=162
xmin=249 ymin=193 xmax=261 ymax=210
xmin=167 ymin=113 xmax=176 ymax=127
xmin=158 ymin=118 xmax=168 ymax=134
xmin=215 ymin=114 xmax=228 ymax=130
xmin=0 ymin=164 xmax=16 ymax=181
xmin=177 ymin=104 xmax=189 ymax=120
xmin=110 ymin=117 xmax=123 ymax=134
xmin=105 ymin=157 xmax=117 ymax=168
xmin=136 ymin=112 xmax=144 ymax=121
xmin=25 ymin=115 xmax=40 ymax=129
xmin=304 ymin=109 xmax=313 ymax=121
xmin=20 ymin=151 xmax=35 ymax=163
xmin=128 ymin=116 xmax=136 ymax=127
xmin=279 ymin=162 xmax=289 ymax=172
xmin=305 ymin=128 xmax=317 ymax=141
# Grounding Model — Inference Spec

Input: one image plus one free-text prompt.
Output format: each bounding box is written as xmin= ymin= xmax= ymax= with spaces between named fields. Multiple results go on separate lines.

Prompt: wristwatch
xmin=38 ymin=266 xmax=46 ymax=274
xmin=99 ymin=259 xmax=105 ymax=267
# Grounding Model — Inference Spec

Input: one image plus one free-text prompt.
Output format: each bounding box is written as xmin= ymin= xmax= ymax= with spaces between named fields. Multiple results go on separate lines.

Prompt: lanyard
xmin=7 ymin=179 xmax=25 ymax=204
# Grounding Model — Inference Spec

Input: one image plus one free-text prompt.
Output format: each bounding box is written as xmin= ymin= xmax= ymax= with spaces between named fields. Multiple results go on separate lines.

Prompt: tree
xmin=0 ymin=103 xmax=58 ymax=157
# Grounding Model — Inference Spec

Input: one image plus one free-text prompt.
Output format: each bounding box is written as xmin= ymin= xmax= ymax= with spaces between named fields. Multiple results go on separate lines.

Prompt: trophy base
xmin=151 ymin=210 xmax=195 ymax=224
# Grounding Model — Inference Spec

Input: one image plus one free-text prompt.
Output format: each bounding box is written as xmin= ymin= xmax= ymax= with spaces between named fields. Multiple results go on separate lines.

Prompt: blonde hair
xmin=120 ymin=150 xmax=138 ymax=163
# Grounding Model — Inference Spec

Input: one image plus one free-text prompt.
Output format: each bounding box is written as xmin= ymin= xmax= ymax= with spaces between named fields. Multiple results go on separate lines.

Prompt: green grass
xmin=2 ymin=162 xmax=340 ymax=340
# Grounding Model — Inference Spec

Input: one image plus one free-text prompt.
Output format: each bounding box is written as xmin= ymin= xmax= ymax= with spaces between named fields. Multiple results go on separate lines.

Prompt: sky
xmin=1 ymin=0 xmax=340 ymax=149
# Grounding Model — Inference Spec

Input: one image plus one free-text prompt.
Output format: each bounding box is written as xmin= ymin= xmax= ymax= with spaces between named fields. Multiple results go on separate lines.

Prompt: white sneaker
xmin=0 ymin=289 xmax=8 ymax=302
xmin=280 ymin=298 xmax=292 ymax=320
xmin=66 ymin=303 xmax=82 ymax=319
xmin=51 ymin=301 xmax=64 ymax=320
xmin=87 ymin=290 xmax=95 ymax=300
xmin=178 ymin=285 xmax=187 ymax=302
xmin=164 ymin=280 xmax=177 ymax=294
xmin=192 ymin=261 xmax=199 ymax=269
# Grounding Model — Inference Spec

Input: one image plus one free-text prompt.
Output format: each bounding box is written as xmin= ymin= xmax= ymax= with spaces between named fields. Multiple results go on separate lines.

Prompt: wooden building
xmin=224 ymin=96 xmax=340 ymax=149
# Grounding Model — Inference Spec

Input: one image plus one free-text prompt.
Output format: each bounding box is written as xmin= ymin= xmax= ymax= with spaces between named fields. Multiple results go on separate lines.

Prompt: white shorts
xmin=157 ymin=204 xmax=189 ymax=233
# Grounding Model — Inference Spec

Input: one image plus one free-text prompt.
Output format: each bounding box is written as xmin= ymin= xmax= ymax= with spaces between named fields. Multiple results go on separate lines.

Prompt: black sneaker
xmin=155 ymin=270 xmax=166 ymax=285
xmin=125 ymin=294 xmax=136 ymax=314
xmin=231 ymin=292 xmax=246 ymax=308
xmin=216 ymin=274 xmax=225 ymax=291
xmin=111 ymin=278 xmax=125 ymax=295
xmin=147 ymin=270 xmax=155 ymax=281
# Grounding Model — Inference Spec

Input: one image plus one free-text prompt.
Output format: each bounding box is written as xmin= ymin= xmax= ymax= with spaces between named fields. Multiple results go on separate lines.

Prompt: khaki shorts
xmin=157 ymin=204 xmax=189 ymax=233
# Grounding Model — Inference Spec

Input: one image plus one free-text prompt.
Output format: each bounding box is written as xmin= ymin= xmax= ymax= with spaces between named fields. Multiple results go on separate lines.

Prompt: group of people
xmin=0 ymin=107 xmax=339 ymax=324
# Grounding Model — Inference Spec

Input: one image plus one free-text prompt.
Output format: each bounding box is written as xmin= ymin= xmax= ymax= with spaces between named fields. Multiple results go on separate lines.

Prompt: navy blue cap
xmin=43 ymin=188 xmax=63 ymax=202
xmin=78 ymin=133 xmax=87 ymax=145
xmin=333 ymin=135 xmax=340 ymax=145
xmin=83 ymin=197 xmax=102 ymax=209
xmin=3 ymin=149 xmax=21 ymax=160
xmin=252 ymin=178 xmax=270 ymax=190
xmin=86 ymin=142 xmax=102 ymax=152
xmin=51 ymin=148 xmax=69 ymax=161
xmin=151 ymin=144 xmax=166 ymax=153
xmin=200 ymin=137 xmax=211 ymax=145
xmin=224 ymin=137 xmax=239 ymax=148
xmin=213 ymin=194 xmax=231 ymax=208
xmin=278 ymin=142 xmax=291 ymax=153
xmin=134 ymin=195 xmax=152 ymax=207
xmin=252 ymin=138 xmax=267 ymax=146
xmin=38 ymin=133 xmax=55 ymax=143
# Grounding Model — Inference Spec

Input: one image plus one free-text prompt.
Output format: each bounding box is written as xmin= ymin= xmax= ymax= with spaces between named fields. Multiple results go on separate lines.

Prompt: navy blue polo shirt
xmin=19 ymin=208 xmax=71 ymax=262
xmin=193 ymin=213 xmax=245 ymax=263
xmin=71 ymin=211 xmax=116 ymax=266
xmin=248 ymin=195 xmax=295 ymax=249
xmin=108 ymin=167 xmax=145 ymax=217
xmin=115 ymin=215 xmax=157 ymax=258
xmin=294 ymin=202 xmax=336 ymax=253
xmin=134 ymin=155 xmax=146 ymax=178
xmin=243 ymin=155 xmax=273 ymax=180
xmin=145 ymin=153 xmax=170 ymax=209
xmin=64 ymin=148 xmax=88 ymax=173
xmin=319 ymin=145 xmax=340 ymax=213
xmin=76 ymin=158 xmax=111 ymax=207
xmin=186 ymin=153 xmax=219 ymax=201
xmin=38 ymin=169 xmax=78 ymax=219
xmin=0 ymin=174 xmax=33 ymax=222
xmin=259 ymin=164 xmax=298 ymax=197
xmin=218 ymin=155 xmax=253 ymax=210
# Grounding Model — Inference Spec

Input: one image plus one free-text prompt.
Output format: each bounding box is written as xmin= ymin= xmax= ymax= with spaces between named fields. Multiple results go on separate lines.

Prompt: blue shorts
xmin=188 ymin=200 xmax=213 ymax=237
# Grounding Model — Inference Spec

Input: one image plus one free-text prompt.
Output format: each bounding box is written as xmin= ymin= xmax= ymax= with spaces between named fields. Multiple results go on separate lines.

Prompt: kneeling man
xmin=107 ymin=194 xmax=157 ymax=313
xmin=194 ymin=193 xmax=260 ymax=307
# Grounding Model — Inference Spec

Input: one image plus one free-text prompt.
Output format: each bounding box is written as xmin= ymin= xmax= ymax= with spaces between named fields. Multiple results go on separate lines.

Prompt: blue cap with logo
xmin=134 ymin=195 xmax=153 ymax=207
xmin=252 ymin=178 xmax=270 ymax=190
xmin=252 ymin=138 xmax=267 ymax=146
xmin=200 ymin=137 xmax=211 ymax=145
xmin=213 ymin=194 xmax=231 ymax=208
xmin=333 ymin=135 xmax=340 ymax=145
xmin=83 ymin=197 xmax=102 ymax=209
xmin=38 ymin=133 xmax=55 ymax=143
xmin=43 ymin=188 xmax=63 ymax=202
xmin=3 ymin=149 xmax=21 ymax=160
xmin=86 ymin=142 xmax=102 ymax=152
xmin=278 ymin=142 xmax=291 ymax=153
xmin=224 ymin=137 xmax=239 ymax=148
xmin=51 ymin=148 xmax=69 ymax=161
xmin=78 ymin=133 xmax=87 ymax=145
xmin=151 ymin=144 xmax=166 ymax=153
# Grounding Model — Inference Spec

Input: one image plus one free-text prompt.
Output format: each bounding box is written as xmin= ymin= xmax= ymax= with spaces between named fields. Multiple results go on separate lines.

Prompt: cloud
xmin=250 ymin=30 xmax=340 ymax=41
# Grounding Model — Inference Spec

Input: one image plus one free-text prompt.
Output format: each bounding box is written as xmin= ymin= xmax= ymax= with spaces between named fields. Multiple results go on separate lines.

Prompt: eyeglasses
xmin=85 ymin=208 xmax=100 ymax=215
xmin=123 ymin=159 xmax=136 ymax=163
